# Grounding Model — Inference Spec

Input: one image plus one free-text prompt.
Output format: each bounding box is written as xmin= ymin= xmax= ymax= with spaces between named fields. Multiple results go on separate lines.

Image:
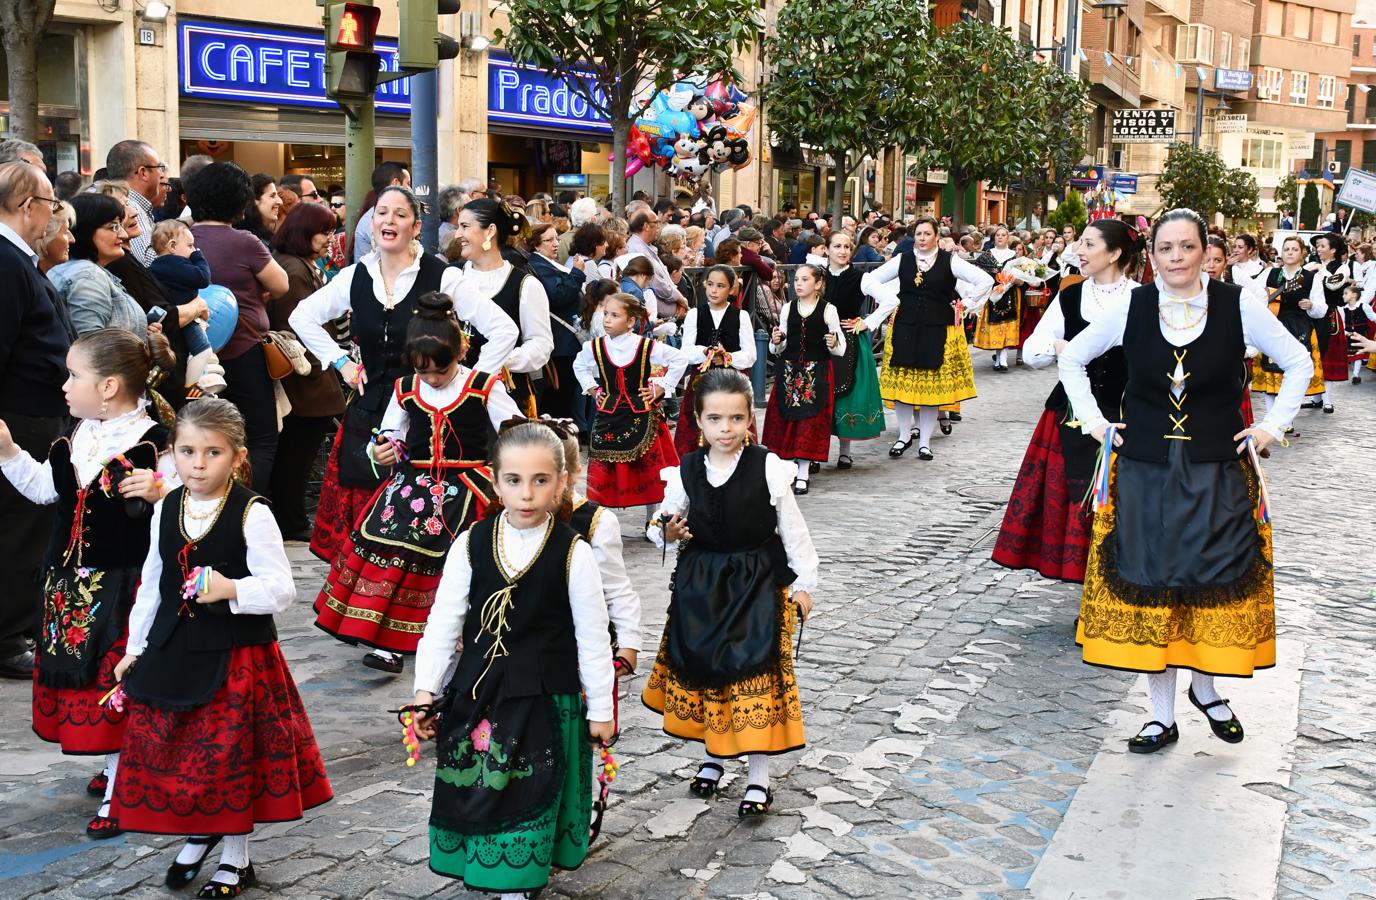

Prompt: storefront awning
xmin=179 ymin=101 xmax=414 ymax=148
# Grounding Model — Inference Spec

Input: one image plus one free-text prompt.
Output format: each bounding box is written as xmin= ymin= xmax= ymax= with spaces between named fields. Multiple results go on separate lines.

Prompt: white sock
xmin=995 ymin=348 xmax=1007 ymax=367
xmin=795 ymin=459 xmax=809 ymax=483
xmin=501 ymin=894 xmax=526 ymax=900
xmin=176 ymin=836 xmax=217 ymax=866
xmin=1190 ymin=672 xmax=1233 ymax=721
xmin=368 ymin=649 xmax=397 ymax=662
xmin=1141 ymin=671 xmax=1177 ymax=735
xmin=695 ymin=750 xmax=724 ymax=784
xmin=1354 ymin=360 xmax=1364 ymax=378
xmin=838 ymin=438 xmax=852 ymax=458
xmin=917 ymin=406 xmax=938 ymax=450
xmin=744 ymin=754 xmax=770 ymax=804
xmin=895 ymin=402 xmax=914 ymax=441
xmin=1320 ymin=390 xmax=1330 ymax=405
xmin=97 ymin=752 xmax=118 ymax=817
xmin=212 ymin=834 xmax=250 ymax=884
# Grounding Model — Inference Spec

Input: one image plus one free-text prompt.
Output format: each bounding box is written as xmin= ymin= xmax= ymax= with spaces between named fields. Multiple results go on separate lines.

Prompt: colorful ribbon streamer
xmin=1244 ymin=436 xmax=1272 ymax=524
xmin=1090 ymin=425 xmax=1117 ymax=511
xmin=181 ymin=565 xmax=213 ymax=601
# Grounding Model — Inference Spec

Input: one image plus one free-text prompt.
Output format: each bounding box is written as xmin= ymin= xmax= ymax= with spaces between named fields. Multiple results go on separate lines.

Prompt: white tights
xmin=1354 ymin=359 xmax=1366 ymax=379
xmin=97 ymin=752 xmax=118 ymax=818
xmin=893 ymin=403 xmax=938 ymax=449
xmin=1141 ymin=671 xmax=1232 ymax=735
xmin=994 ymin=348 xmax=1010 ymax=367
xmin=699 ymin=749 xmax=769 ymax=803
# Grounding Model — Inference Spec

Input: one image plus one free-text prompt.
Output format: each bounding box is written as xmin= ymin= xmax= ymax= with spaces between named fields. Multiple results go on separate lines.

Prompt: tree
xmin=1157 ymin=143 xmax=1259 ymax=222
xmin=1016 ymin=62 xmax=1090 ymax=217
xmin=0 ymin=0 xmax=57 ymax=142
xmin=1299 ymin=182 xmax=1321 ymax=230
xmin=1274 ymin=171 xmax=1298 ymax=218
xmin=1045 ymin=188 xmax=1088 ymax=235
xmin=496 ymin=0 xmax=758 ymax=213
xmin=762 ymin=0 xmax=932 ymax=221
xmin=1219 ymin=167 xmax=1259 ymax=223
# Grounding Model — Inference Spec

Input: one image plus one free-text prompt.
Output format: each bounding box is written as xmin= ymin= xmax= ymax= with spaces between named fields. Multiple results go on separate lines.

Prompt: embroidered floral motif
xmin=42 ymin=569 xmax=107 ymax=658
xmin=781 ymin=362 xmax=818 ymax=409
xmin=436 ymin=721 xmax=533 ymax=791
xmin=372 ymin=472 xmax=461 ymax=542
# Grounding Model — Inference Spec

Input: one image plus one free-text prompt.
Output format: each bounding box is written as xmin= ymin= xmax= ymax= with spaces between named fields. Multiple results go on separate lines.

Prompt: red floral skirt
xmin=1322 ymin=333 xmax=1350 ymax=382
xmin=991 ymin=408 xmax=1092 ymax=583
xmin=309 ymin=427 xmax=380 ymax=564
xmin=674 ymin=373 xmax=758 ymax=457
xmin=32 ymin=635 xmax=127 ymax=755
xmin=111 ymin=642 xmax=332 ymax=835
xmin=762 ymin=370 xmax=835 ymax=462
xmin=587 ymin=421 xmax=678 ymax=508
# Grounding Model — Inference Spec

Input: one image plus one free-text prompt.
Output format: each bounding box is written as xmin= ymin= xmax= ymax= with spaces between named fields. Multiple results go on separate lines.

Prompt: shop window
xmin=0 ymin=28 xmax=88 ymax=173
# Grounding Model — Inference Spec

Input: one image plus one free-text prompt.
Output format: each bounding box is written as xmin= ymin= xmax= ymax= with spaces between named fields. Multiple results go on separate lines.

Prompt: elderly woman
xmin=527 ymin=221 xmax=589 ymax=419
xmin=47 ymin=193 xmax=146 ymax=337
xmin=436 ymin=185 xmax=468 ymax=255
xmin=35 ymin=200 xmax=74 ymax=274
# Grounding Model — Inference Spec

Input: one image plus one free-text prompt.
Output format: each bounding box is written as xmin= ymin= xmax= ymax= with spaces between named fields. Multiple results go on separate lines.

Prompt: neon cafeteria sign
xmin=178 ymin=18 xmax=411 ymax=113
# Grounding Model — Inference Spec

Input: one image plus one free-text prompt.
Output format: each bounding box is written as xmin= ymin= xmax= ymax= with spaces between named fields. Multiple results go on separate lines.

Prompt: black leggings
xmin=220 ymin=343 xmax=279 ymax=496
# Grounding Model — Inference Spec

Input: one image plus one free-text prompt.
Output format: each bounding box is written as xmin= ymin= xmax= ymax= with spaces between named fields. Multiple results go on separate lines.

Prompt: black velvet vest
xmin=1118 ymin=281 xmax=1245 ymax=463
xmin=349 ymin=253 xmax=446 ymax=412
xmin=825 ymin=265 xmax=867 ymax=320
xmin=568 ymin=497 xmax=604 ymax=542
xmin=693 ymin=303 xmax=742 ymax=352
xmin=592 ymin=336 xmax=653 ymax=413
xmin=452 ymin=515 xmax=581 ymax=699
xmin=782 ymin=300 xmax=829 ymax=363
xmin=682 ymin=446 xmax=794 ymax=584
xmin=896 ymin=250 xmax=959 ymax=327
xmin=463 ymin=266 xmax=526 ymax=368
xmin=1044 ymin=282 xmax=1127 ymax=418
xmin=394 ymin=372 xmax=495 ymax=465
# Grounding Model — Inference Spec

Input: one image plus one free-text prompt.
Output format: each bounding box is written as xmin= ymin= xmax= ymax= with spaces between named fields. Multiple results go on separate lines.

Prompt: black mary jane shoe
xmin=1353 ymin=375 xmax=1362 ymax=385
xmin=808 ymin=460 xmax=821 ymax=475
xmin=836 ymin=455 xmax=853 ymax=470
xmin=916 ymin=446 xmax=934 ymax=461
xmin=86 ymin=814 xmax=123 ymax=839
xmin=791 ymin=479 xmax=810 ymax=496
xmin=362 ymin=651 xmax=404 ymax=674
xmin=166 ymin=835 xmax=222 ymax=887
xmin=938 ymin=417 xmax=953 ymax=436
xmin=889 ymin=440 xmax=911 ymax=458
xmin=196 ymin=862 xmax=256 ymax=898
xmin=1322 ymin=403 xmax=1334 ymax=414
xmin=738 ymin=785 xmax=774 ymax=819
xmin=1188 ymin=687 xmax=1244 ymax=744
xmin=689 ymin=762 xmax=725 ymax=798
xmin=87 ymin=771 xmax=108 ymax=797
xmin=1300 ymin=399 xmax=1322 ymax=410
xmin=948 ymin=412 xmax=962 ymax=422
xmin=1127 ymin=721 xmax=1179 ymax=754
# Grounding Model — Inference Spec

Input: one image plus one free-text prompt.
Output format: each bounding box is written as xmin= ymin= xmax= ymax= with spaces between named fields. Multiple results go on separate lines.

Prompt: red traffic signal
xmin=329 ymin=2 xmax=381 ymax=52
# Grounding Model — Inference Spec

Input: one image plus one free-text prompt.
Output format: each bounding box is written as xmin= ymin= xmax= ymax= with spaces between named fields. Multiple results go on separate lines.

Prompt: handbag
xmin=238 ymin=312 xmax=294 ymax=381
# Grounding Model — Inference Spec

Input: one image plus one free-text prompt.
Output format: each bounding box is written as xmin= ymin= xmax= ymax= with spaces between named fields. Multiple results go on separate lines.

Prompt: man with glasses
xmin=0 ymin=161 xmax=75 ymax=680
xmin=105 ymin=140 xmax=169 ymax=265
xmin=281 ymin=173 xmax=325 ymax=205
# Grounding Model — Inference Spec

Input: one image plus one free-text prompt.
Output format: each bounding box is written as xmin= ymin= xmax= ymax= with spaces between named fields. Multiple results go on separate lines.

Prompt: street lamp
xmin=1193 ymin=88 xmax=1232 ymax=147
xmin=1094 ymin=0 xmax=1128 ymax=21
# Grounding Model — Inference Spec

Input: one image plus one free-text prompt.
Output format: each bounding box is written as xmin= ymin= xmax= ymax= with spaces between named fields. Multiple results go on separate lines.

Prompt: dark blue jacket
xmin=528 ymin=253 xmax=586 ymax=357
xmin=0 ymin=236 xmax=73 ymax=417
xmin=147 ymin=250 xmax=212 ymax=306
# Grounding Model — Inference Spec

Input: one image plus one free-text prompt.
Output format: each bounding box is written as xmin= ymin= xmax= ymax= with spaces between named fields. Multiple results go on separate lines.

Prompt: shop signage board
xmin=179 ymin=18 xmax=411 ymax=112
xmin=554 ymin=174 xmax=588 ymax=188
xmin=1336 ymin=167 xmax=1376 ymax=214
xmin=1111 ymin=174 xmax=1138 ymax=194
xmin=1070 ymin=165 xmax=1105 ymax=188
xmin=1214 ymin=69 xmax=1254 ymax=91
xmin=1110 ymin=109 xmax=1176 ymax=143
xmin=487 ymin=51 xmax=611 ymax=137
xmin=1214 ymin=114 xmax=1248 ymax=134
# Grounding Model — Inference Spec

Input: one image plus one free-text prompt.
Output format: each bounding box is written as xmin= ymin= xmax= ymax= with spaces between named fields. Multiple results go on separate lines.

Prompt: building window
xmin=1265 ymin=1 xmax=1284 ymax=36
xmin=1176 ymin=24 xmax=1215 ymax=65
xmin=1219 ymin=31 xmax=1232 ymax=70
xmin=1241 ymin=138 xmax=1282 ymax=172
xmin=1260 ymin=66 xmax=1284 ymax=102
xmin=1294 ymin=8 xmax=1310 ymax=40
xmin=1362 ymin=140 xmax=1376 ymax=171
xmin=1237 ymin=38 xmax=1250 ymax=68
xmin=1357 ymin=34 xmax=1363 ymax=57
xmin=1347 ymin=83 xmax=1357 ymax=119
xmin=1321 ymin=11 xmax=1339 ymax=44
xmin=1317 ymin=75 xmax=1338 ymax=109
xmin=1290 ymin=71 xmax=1310 ymax=105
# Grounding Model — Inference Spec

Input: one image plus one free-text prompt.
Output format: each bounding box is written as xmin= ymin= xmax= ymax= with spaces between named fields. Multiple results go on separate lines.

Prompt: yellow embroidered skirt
xmin=1076 ymin=450 xmax=1275 ymax=677
xmin=642 ymin=595 xmax=804 ymax=758
xmin=1252 ymin=331 xmax=1324 ymax=396
xmin=974 ymin=300 xmax=1021 ymax=350
xmin=879 ymin=325 xmax=978 ymax=407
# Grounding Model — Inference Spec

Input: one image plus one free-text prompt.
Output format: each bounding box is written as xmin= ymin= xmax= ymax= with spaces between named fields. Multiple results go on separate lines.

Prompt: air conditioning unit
xmin=1096 ymin=147 xmax=1110 ymax=165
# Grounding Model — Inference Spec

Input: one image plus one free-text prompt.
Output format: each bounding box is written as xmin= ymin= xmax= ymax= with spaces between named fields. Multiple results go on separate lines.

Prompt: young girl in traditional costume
xmin=409 ymin=422 xmax=615 ymax=900
xmin=763 ymin=264 xmax=846 ymax=494
xmin=991 ymin=220 xmax=1141 ymax=582
xmin=643 ymin=368 xmax=818 ymax=818
xmin=1059 ymin=209 xmax=1313 ymax=754
xmin=675 ymin=265 xmax=757 ymax=455
xmin=573 ymin=292 xmax=691 ymax=518
xmin=313 ymin=292 xmax=520 ymax=674
xmin=1344 ymin=282 xmax=1375 ymax=382
xmin=1309 ymin=233 xmax=1353 ymax=412
xmin=860 ymin=216 xmax=994 ymax=461
xmin=972 ymin=225 xmax=1023 ymax=371
xmin=112 ymin=398 xmax=332 ymax=896
xmin=0 ymin=328 xmax=174 ymax=839
xmin=825 ymin=231 xmax=886 ymax=468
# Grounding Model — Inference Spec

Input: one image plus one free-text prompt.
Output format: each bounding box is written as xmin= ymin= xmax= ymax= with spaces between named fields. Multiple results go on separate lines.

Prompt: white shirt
xmin=1058 ymin=276 xmax=1315 ymax=442
xmin=1022 ymin=277 xmax=1138 ymax=370
xmin=647 ymin=449 xmax=821 ymax=592
xmin=681 ymin=303 xmax=757 ymax=370
xmin=125 ymin=496 xmax=296 ymax=656
xmin=287 ymin=251 xmax=519 ymax=375
xmin=770 ymin=300 xmax=847 ymax=357
xmin=413 ymin=512 xmax=614 ymax=720
xmin=1271 ymin=265 xmax=1330 ymax=319
xmin=573 ymin=331 xmax=692 ymax=397
xmin=860 ymin=248 xmax=996 ymax=332
xmin=460 ymin=261 xmax=554 ymax=375
xmin=0 ymin=221 xmax=38 ymax=266
xmin=370 ymin=367 xmax=520 ymax=459
xmin=573 ymin=494 xmax=641 ymax=652
xmin=0 ymin=407 xmax=178 ymax=503
xmin=1231 ymin=257 xmax=1265 ymax=283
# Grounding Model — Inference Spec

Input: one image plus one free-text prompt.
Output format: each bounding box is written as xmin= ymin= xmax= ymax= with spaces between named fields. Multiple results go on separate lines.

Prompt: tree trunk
xmin=952 ymin=177 xmax=969 ymax=229
xmin=611 ymin=113 xmax=630 ymax=215
xmin=832 ymin=151 xmax=847 ymax=223
xmin=1 ymin=25 xmax=42 ymax=143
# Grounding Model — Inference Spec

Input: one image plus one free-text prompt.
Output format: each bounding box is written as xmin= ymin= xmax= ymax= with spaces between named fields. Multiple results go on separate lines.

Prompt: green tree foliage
xmin=1299 ymin=182 xmax=1321 ymax=229
xmin=1046 ymin=188 xmax=1088 ymax=235
xmin=1220 ymin=167 xmax=1260 ymax=222
xmin=1158 ymin=143 xmax=1258 ymax=223
xmin=496 ymin=0 xmax=759 ymax=212
xmin=1274 ymin=171 xmax=1298 ymax=217
xmin=762 ymin=0 xmax=932 ymax=220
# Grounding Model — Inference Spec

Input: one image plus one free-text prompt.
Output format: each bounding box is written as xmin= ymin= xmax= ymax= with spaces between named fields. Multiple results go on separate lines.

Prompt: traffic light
xmin=325 ymin=2 xmax=384 ymax=102
xmin=398 ymin=0 xmax=462 ymax=71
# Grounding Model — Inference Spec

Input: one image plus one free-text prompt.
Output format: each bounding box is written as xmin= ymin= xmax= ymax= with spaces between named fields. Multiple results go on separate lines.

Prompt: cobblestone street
xmin=2 ymin=360 xmax=1373 ymax=899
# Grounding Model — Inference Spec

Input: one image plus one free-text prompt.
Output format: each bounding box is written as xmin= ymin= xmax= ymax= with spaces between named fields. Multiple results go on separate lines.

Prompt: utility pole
xmin=411 ymin=69 xmax=439 ymax=254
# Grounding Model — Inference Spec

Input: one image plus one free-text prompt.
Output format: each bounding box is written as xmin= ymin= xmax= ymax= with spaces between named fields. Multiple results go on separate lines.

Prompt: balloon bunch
xmin=618 ymin=75 xmax=757 ymax=183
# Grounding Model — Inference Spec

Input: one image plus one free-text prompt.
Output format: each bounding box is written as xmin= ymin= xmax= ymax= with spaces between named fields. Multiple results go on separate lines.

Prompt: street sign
xmin=1111 ymin=109 xmax=1176 ymax=144
xmin=1111 ymin=174 xmax=1138 ymax=194
xmin=1288 ymin=134 xmax=1315 ymax=157
xmin=1214 ymin=114 xmax=1248 ymax=134
xmin=1070 ymin=165 xmax=1105 ymax=188
xmin=1336 ymin=167 xmax=1376 ymax=213
xmin=1214 ymin=69 xmax=1254 ymax=91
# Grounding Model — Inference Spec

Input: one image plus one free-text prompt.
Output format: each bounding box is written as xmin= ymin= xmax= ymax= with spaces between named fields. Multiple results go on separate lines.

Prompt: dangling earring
xmin=482 ymin=236 xmax=493 ymax=251
xmin=100 ymin=397 xmax=109 ymax=416
xmin=697 ymin=433 xmax=705 ymax=448
xmin=409 ymin=238 xmax=422 ymax=257
xmin=743 ymin=430 xmax=752 ymax=447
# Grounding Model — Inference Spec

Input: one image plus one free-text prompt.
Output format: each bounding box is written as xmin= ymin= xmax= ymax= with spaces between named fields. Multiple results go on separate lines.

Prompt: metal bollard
xmin=752 ymin=329 xmax=769 ymax=407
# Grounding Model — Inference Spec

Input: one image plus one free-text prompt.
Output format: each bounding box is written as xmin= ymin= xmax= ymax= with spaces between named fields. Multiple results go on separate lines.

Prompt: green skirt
xmin=833 ymin=332 xmax=886 ymax=439
xmin=430 ymin=693 xmax=592 ymax=893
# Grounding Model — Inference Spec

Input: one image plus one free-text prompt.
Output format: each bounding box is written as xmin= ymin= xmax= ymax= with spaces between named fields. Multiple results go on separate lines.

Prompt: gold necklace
xmin=495 ymin=512 xmax=554 ymax=580
xmin=180 ymin=483 xmax=232 ymax=539
xmin=1158 ymin=298 xmax=1207 ymax=331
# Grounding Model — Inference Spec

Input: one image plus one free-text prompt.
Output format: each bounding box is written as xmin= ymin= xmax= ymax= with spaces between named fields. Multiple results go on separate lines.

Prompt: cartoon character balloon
xmin=614 ymin=74 xmax=757 ymax=184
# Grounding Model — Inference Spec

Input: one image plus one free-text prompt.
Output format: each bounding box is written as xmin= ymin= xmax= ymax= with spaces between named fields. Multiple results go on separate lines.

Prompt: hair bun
xmin=416 ymin=292 xmax=455 ymax=319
